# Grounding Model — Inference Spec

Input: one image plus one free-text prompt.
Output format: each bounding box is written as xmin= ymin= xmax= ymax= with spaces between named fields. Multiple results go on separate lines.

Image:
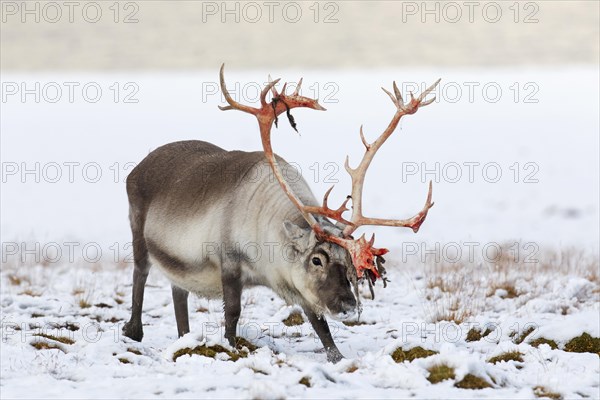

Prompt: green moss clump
xmin=488 ymin=351 xmax=524 ymax=364
xmin=533 ymin=386 xmax=562 ymax=399
xmin=173 ymin=344 xmax=250 ymax=362
xmin=454 ymin=374 xmax=492 ymax=389
xmin=466 ymin=328 xmax=482 ymax=342
xmin=391 ymin=346 xmax=438 ymax=363
xmin=427 ymin=364 xmax=455 ymax=384
xmin=33 ymin=333 xmax=75 ymax=345
xmin=529 ymin=337 xmax=558 ymax=350
xmin=564 ymin=333 xmax=600 ymax=354
xmin=283 ymin=312 xmax=304 ymax=326
xmin=299 ymin=377 xmax=311 ymax=387
xmin=118 ymin=357 xmax=131 ymax=364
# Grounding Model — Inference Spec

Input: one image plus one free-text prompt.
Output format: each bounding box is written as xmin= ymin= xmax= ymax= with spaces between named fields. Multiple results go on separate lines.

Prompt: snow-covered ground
xmin=1 ymin=68 xmax=599 ymax=398
xmin=1 ymin=251 xmax=598 ymax=399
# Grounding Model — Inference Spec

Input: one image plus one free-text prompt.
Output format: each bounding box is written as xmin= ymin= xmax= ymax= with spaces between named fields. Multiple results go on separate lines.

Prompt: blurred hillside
xmin=1 ymin=0 xmax=598 ymax=70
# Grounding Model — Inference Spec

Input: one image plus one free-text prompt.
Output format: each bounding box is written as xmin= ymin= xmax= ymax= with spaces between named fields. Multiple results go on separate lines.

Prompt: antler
xmin=219 ymin=64 xmax=440 ymax=281
xmin=316 ymin=79 xmax=441 ymax=279
xmin=338 ymin=80 xmax=440 ymax=237
xmin=219 ymin=64 xmax=336 ymax=230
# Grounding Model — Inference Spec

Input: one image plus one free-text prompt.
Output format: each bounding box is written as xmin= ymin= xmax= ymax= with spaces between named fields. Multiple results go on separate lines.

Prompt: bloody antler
xmin=218 ymin=64 xmax=440 ymax=281
xmin=219 ymin=64 xmax=352 ymax=230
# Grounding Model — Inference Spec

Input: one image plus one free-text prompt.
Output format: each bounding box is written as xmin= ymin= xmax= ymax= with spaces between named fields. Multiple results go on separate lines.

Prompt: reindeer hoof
xmin=326 ymin=349 xmax=344 ymax=363
xmin=123 ymin=321 xmax=144 ymax=342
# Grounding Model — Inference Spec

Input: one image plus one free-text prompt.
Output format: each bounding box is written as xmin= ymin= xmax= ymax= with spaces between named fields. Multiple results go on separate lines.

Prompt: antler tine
xmin=268 ymin=74 xmax=279 ymax=97
xmin=322 ymin=185 xmax=335 ymax=208
xmin=393 ymin=81 xmax=403 ymax=105
xmin=418 ymin=78 xmax=441 ymax=102
xmin=219 ymin=64 xmax=258 ymax=114
xmin=303 ymin=185 xmax=352 ymax=227
xmin=293 ymin=78 xmax=303 ymax=96
xmin=341 ymin=78 xmax=440 ymax=237
xmin=261 ymin=77 xmax=281 ymax=107
xmin=381 ymin=87 xmax=398 ymax=106
xmin=359 ymin=125 xmax=370 ymax=150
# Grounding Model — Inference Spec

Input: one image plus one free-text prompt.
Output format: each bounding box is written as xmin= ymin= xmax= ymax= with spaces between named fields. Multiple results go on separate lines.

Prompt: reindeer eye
xmin=311 ymin=257 xmax=323 ymax=266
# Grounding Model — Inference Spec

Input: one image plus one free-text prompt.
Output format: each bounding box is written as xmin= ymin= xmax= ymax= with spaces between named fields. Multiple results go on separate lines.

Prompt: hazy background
xmin=2 ymin=1 xmax=599 ymax=257
xmin=2 ymin=1 xmax=599 ymax=71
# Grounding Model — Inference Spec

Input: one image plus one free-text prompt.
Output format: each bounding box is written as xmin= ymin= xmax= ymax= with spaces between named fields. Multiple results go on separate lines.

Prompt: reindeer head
xmin=218 ymin=64 xmax=440 ymax=301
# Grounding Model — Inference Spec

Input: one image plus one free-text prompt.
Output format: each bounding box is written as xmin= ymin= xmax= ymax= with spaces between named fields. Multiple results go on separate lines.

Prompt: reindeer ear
xmin=283 ymin=221 xmax=307 ymax=241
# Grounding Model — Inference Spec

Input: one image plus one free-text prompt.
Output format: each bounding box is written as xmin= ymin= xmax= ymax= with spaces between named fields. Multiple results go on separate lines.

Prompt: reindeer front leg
xmin=221 ymin=260 xmax=242 ymax=346
xmin=302 ymin=307 xmax=344 ymax=363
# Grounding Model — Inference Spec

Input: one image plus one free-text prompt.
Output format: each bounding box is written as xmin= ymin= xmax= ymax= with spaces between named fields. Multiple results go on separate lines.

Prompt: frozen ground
xmin=1 ymin=250 xmax=598 ymax=399
xmin=1 ymin=67 xmax=599 ymax=398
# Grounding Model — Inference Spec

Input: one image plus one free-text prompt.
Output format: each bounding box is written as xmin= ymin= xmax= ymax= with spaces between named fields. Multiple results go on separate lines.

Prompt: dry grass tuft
xmin=488 ymin=282 xmax=519 ymax=298
xmin=422 ymin=245 xmax=599 ymax=324
xmin=30 ymin=341 xmax=65 ymax=352
xmin=514 ymin=326 xmax=536 ymax=344
xmin=33 ymin=333 xmax=74 ymax=345
xmin=466 ymin=328 xmax=482 ymax=342
xmin=425 ymin=262 xmax=481 ymax=324
xmin=283 ymin=311 xmax=304 ymax=326
xmin=18 ymin=288 xmax=42 ymax=297
xmin=529 ymin=337 xmax=558 ymax=349
xmin=427 ymin=364 xmax=456 ymax=384
xmin=465 ymin=326 xmax=494 ymax=342
xmin=343 ymin=320 xmax=371 ymax=326
xmin=230 ymin=337 xmax=258 ymax=352
xmin=172 ymin=338 xmax=256 ymax=362
xmin=78 ymin=298 xmax=92 ymax=309
xmin=49 ymin=322 xmax=79 ymax=331
xmin=455 ymin=374 xmax=492 ymax=389
xmin=488 ymin=351 xmax=524 ymax=364
xmin=7 ymin=273 xmax=27 ymax=286
xmin=346 ymin=364 xmax=359 ymax=373
xmin=299 ymin=377 xmax=311 ymax=387
xmin=391 ymin=346 xmax=438 ymax=363
xmin=533 ymin=386 xmax=562 ymax=399
xmin=173 ymin=344 xmax=249 ymax=362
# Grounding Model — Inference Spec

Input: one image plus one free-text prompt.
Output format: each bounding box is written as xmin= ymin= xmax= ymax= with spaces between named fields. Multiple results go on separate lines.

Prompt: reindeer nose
xmin=342 ymin=294 xmax=357 ymax=311
xmin=339 ymin=306 xmax=357 ymax=319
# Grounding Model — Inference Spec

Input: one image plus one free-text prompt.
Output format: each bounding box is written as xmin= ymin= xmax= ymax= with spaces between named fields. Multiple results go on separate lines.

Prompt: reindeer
xmin=122 ymin=65 xmax=439 ymax=362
